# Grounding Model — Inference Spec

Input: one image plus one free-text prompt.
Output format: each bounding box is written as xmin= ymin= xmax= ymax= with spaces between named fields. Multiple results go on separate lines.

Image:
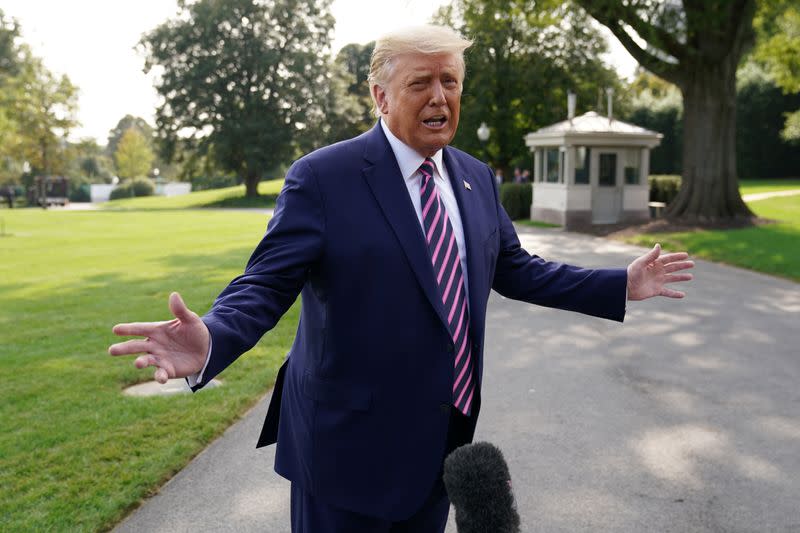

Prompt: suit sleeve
xmin=489 ymin=171 xmax=627 ymax=322
xmin=192 ymin=159 xmax=325 ymax=390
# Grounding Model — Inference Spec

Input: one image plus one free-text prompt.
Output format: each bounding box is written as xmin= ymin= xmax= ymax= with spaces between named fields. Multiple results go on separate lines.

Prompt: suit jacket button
xmin=439 ymin=403 xmax=451 ymax=414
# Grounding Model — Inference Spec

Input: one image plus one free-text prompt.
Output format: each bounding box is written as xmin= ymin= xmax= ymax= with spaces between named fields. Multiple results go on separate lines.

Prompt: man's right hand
xmin=109 ymin=292 xmax=209 ymax=384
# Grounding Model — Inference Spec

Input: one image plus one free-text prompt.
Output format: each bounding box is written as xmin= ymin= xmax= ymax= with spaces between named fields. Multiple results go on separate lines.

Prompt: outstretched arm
xmin=627 ymin=243 xmax=694 ymax=301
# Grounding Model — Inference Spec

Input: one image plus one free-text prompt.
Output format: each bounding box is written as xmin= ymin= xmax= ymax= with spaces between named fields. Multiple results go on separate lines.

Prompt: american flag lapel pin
xmin=463 ymin=179 xmax=472 ymax=191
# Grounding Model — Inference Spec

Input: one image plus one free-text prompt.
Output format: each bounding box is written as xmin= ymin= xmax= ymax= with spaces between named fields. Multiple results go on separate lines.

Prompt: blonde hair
xmin=368 ymin=25 xmax=473 ymax=115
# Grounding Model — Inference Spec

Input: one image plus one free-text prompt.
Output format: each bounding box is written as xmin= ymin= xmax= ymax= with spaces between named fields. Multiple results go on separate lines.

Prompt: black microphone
xmin=443 ymin=441 xmax=521 ymax=533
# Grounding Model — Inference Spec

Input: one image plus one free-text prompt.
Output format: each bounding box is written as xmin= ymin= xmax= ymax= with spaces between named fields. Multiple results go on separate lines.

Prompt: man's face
xmin=373 ymin=53 xmax=462 ymax=157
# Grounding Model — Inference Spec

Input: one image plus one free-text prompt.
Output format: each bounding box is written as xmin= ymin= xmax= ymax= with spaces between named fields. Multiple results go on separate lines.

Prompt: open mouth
xmin=422 ymin=116 xmax=448 ymax=128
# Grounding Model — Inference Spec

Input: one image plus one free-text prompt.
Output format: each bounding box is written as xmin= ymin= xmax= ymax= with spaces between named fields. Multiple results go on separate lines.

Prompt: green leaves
xmin=140 ymin=0 xmax=335 ymax=196
xmin=754 ymin=1 xmax=800 ymax=141
xmin=114 ymin=129 xmax=155 ymax=180
xmin=0 ymin=13 xmax=79 ymax=180
xmin=435 ymin=0 xmax=619 ymax=176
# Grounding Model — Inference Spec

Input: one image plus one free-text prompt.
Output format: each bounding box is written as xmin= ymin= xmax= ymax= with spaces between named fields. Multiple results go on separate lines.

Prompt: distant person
xmin=521 ymin=169 xmax=530 ymax=183
xmin=513 ymin=167 xmax=522 ymax=183
xmin=494 ymin=168 xmax=504 ymax=187
xmin=3 ymin=185 xmax=14 ymax=208
xmin=109 ymin=25 xmax=694 ymax=532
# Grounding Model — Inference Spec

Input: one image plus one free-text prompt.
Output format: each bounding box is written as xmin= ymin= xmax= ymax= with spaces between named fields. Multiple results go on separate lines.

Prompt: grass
xmin=625 ymin=194 xmax=800 ymax=281
xmin=514 ymin=219 xmax=561 ymax=228
xmin=101 ymin=179 xmax=284 ymax=210
xmin=0 ymin=209 xmax=295 ymax=532
xmin=739 ymin=178 xmax=800 ymax=195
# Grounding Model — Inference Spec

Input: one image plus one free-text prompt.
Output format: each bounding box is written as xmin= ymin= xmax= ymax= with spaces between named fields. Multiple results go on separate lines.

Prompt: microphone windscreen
xmin=443 ymin=441 xmax=521 ymax=533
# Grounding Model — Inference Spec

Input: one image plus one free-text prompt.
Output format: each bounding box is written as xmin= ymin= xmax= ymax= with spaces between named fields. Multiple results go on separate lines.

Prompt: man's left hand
xmin=627 ymin=243 xmax=694 ymax=301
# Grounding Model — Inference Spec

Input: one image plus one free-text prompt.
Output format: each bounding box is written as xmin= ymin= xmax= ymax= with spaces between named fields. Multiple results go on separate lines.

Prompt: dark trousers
xmin=290 ymin=409 xmax=474 ymax=533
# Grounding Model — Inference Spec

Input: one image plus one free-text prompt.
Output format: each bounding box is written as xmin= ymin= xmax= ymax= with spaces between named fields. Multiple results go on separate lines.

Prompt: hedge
xmin=499 ymin=178 xmax=680 ymax=218
xmin=109 ymin=177 xmax=156 ymax=200
xmin=499 ymin=183 xmax=532 ymax=220
xmin=648 ymin=175 xmax=681 ymax=204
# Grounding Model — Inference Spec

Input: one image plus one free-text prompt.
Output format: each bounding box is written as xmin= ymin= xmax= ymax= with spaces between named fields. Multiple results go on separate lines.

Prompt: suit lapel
xmin=443 ymin=148 xmax=486 ymax=344
xmin=361 ymin=125 xmax=451 ymax=330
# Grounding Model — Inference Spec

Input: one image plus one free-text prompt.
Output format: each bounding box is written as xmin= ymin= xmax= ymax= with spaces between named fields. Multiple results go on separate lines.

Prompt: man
xmin=109 ymin=25 xmax=693 ymax=532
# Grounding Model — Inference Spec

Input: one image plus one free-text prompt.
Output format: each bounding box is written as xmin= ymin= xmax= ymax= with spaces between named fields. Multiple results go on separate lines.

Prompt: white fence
xmin=90 ymin=182 xmax=192 ymax=202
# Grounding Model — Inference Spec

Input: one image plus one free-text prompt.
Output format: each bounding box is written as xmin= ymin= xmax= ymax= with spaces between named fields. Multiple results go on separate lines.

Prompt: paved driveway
xmin=115 ymin=228 xmax=800 ymax=532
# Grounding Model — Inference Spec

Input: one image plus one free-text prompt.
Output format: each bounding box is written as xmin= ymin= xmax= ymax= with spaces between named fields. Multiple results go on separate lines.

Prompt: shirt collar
xmin=380 ymin=119 xmax=445 ymax=181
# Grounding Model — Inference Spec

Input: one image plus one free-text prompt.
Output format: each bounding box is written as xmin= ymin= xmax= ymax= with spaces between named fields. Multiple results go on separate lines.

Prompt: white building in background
xmin=89 ymin=182 xmax=192 ymax=202
xmin=90 ymin=184 xmax=116 ymax=202
xmin=525 ymin=94 xmax=662 ymax=229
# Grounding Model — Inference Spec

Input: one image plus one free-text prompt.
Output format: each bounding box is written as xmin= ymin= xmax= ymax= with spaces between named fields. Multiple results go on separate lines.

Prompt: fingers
xmin=658 ymin=252 xmax=690 ymax=264
xmin=664 ymin=273 xmax=693 ymax=283
xmin=134 ymin=354 xmax=175 ymax=384
xmin=135 ymin=354 xmax=159 ymax=369
xmin=660 ymin=288 xmax=686 ymax=298
xmin=112 ymin=322 xmax=161 ymax=337
xmin=664 ymin=260 xmax=694 ymax=273
xmin=169 ymin=292 xmax=196 ymax=323
xmin=109 ymin=339 xmax=152 ymax=356
xmin=639 ymin=243 xmax=661 ymax=264
xmin=154 ymin=368 xmax=169 ymax=384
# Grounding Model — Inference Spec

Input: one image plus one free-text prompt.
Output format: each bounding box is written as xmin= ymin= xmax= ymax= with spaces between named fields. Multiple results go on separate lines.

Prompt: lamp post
xmin=476 ymin=121 xmax=490 ymax=163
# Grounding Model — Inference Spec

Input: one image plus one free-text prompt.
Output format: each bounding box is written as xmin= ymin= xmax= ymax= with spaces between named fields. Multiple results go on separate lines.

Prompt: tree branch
xmin=576 ymin=0 xmax=684 ymax=85
xmin=607 ymin=19 xmax=683 ymax=85
xmin=615 ymin=4 xmax=686 ymax=62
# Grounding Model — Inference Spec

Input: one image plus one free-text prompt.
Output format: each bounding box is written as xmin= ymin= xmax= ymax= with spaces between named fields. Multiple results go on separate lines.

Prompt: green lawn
xmin=0 ymin=209 xmax=294 ymax=532
xmin=514 ymin=219 xmax=561 ymax=228
xmin=102 ymin=179 xmax=284 ymax=210
xmin=626 ymin=194 xmax=800 ymax=281
xmin=739 ymin=178 xmax=800 ymax=195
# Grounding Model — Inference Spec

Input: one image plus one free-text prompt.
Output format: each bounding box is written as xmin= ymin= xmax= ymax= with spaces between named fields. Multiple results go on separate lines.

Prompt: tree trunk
xmin=667 ymin=61 xmax=753 ymax=221
xmin=244 ymin=173 xmax=259 ymax=198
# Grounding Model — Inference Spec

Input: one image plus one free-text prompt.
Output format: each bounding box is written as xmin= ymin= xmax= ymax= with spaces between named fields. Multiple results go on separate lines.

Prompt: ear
xmin=372 ymin=84 xmax=389 ymax=115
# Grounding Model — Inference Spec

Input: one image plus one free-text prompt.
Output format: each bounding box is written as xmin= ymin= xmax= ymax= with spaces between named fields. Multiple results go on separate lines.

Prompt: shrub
xmin=499 ymin=183 xmax=532 ymax=220
xmin=649 ymin=175 xmax=681 ymax=204
xmin=69 ymin=183 xmax=91 ymax=202
xmin=109 ymin=177 xmax=155 ymax=200
xmin=191 ymin=174 xmax=238 ymax=191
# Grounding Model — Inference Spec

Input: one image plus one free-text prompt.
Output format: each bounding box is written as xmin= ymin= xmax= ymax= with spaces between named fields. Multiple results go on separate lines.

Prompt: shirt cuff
xmin=186 ymin=337 xmax=212 ymax=388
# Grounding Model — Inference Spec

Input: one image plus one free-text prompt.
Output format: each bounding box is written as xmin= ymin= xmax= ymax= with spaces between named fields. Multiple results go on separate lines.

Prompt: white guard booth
xmin=525 ymin=111 xmax=662 ymax=229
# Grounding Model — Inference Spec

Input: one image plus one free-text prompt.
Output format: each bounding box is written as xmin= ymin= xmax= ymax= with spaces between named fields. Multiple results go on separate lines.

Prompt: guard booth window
xmin=546 ymin=149 xmax=560 ymax=183
xmin=574 ymin=147 xmax=590 ymax=184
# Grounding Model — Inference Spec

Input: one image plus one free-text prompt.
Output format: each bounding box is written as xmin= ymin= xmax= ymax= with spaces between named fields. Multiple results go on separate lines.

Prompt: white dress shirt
xmin=379 ymin=119 xmax=470 ymax=298
xmin=188 ymin=122 xmax=470 ymax=387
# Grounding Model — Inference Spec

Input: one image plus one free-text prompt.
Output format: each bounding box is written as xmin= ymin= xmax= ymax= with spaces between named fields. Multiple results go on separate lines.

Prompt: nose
xmin=429 ymin=80 xmax=446 ymax=106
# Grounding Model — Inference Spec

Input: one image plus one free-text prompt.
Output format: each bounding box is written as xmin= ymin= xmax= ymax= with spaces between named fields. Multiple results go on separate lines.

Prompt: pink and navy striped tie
xmin=419 ymin=157 xmax=475 ymax=416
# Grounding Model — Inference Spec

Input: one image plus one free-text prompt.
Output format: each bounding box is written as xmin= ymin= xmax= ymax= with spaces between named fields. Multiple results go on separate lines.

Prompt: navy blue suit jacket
xmin=192 ymin=123 xmax=627 ymax=520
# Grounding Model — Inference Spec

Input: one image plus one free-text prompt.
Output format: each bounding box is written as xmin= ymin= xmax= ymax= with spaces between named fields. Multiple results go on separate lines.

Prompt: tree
xmin=0 ymin=9 xmax=20 ymax=76
xmin=435 ymin=0 xmax=622 ymax=178
xmin=0 ymin=10 xmax=79 ymax=190
xmin=106 ymin=115 xmax=154 ymax=158
xmin=298 ymin=44 xmax=375 ymax=149
xmin=576 ymin=0 xmax=757 ymax=221
xmin=753 ymin=0 xmax=800 ymax=142
xmin=325 ymin=42 xmax=375 ymax=142
xmin=140 ymin=0 xmax=335 ymax=197
xmin=114 ymin=128 xmax=154 ymax=180
xmin=66 ymin=137 xmax=114 ymax=182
